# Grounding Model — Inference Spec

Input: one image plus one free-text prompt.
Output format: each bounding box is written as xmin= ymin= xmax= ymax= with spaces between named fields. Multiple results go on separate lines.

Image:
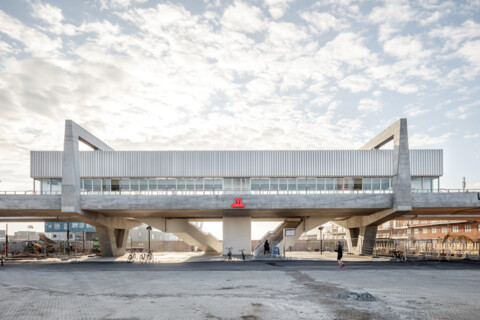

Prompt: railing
xmin=1 ymin=189 xmax=479 ymax=196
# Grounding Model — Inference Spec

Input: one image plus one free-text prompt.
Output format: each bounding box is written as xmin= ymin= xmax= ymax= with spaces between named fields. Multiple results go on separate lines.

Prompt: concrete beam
xmin=361 ymin=118 xmax=412 ymax=212
xmin=61 ymin=120 xmax=113 ymax=214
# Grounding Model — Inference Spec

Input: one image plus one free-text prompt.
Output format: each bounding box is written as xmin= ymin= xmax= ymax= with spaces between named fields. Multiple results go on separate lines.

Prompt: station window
xmin=423 ymin=228 xmax=428 ymax=234
xmin=431 ymin=227 xmax=436 ymax=234
xmin=362 ymin=178 xmax=371 ymax=190
xmin=464 ymin=225 xmax=471 ymax=232
xmin=442 ymin=227 xmax=447 ymax=233
xmin=279 ymin=178 xmax=288 ymax=191
xmin=452 ymin=226 xmax=459 ymax=232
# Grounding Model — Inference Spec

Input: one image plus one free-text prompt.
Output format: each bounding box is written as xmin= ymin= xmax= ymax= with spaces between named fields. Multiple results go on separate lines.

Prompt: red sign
xmin=232 ymin=197 xmax=245 ymax=208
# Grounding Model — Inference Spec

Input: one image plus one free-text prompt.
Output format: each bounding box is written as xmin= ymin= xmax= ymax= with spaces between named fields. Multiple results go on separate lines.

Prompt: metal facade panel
xmin=30 ymin=149 xmax=443 ymax=178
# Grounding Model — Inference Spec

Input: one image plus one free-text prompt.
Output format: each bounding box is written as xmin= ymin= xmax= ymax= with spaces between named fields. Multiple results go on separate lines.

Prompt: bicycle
xmin=225 ymin=247 xmax=233 ymax=261
xmin=127 ymin=251 xmax=136 ymax=263
xmin=139 ymin=252 xmax=147 ymax=263
xmin=146 ymin=250 xmax=153 ymax=263
xmin=239 ymin=249 xmax=246 ymax=261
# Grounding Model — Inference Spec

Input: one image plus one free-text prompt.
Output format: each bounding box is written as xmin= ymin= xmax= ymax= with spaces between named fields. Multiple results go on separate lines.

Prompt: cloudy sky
xmin=1 ymin=0 xmax=480 ymax=195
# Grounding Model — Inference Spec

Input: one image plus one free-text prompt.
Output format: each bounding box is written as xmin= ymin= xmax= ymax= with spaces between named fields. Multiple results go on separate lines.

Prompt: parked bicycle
xmin=127 ymin=251 xmax=136 ymax=263
xmin=146 ymin=250 xmax=153 ymax=263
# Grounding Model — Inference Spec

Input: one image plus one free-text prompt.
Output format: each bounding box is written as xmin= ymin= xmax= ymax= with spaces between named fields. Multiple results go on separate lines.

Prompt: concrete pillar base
xmin=97 ymin=226 xmax=129 ymax=257
xmin=346 ymin=226 xmax=377 ymax=255
xmin=223 ymin=216 xmax=251 ymax=256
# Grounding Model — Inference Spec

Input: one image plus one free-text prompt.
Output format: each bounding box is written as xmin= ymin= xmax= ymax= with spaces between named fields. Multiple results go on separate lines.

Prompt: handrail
xmin=1 ymin=189 xmax=479 ymax=196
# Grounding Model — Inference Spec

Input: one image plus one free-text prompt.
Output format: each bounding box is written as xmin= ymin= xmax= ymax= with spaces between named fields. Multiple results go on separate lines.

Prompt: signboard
xmin=272 ymin=246 xmax=280 ymax=255
xmin=232 ymin=197 xmax=245 ymax=208
xmin=285 ymin=228 xmax=295 ymax=237
xmin=45 ymin=222 xmax=96 ymax=233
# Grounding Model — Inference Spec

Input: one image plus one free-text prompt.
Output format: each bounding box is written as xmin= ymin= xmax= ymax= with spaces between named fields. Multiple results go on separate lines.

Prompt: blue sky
xmin=0 ymin=0 xmax=479 ymax=195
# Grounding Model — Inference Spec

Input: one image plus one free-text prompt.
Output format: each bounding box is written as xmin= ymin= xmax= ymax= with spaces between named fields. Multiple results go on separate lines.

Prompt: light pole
xmin=146 ymin=226 xmax=152 ymax=252
xmin=27 ymin=225 xmax=33 ymax=242
xmin=318 ymin=227 xmax=323 ymax=255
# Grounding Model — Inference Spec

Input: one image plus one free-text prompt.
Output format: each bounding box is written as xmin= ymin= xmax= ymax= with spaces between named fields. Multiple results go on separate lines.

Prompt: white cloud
xmin=404 ymin=105 xmax=429 ymax=117
xmin=358 ymin=98 xmax=382 ymax=112
xmin=264 ymin=0 xmax=295 ymax=19
xmin=383 ymin=36 xmax=431 ymax=60
xmin=429 ymin=20 xmax=480 ymax=52
xmin=410 ymin=132 xmax=453 ymax=147
xmin=338 ymin=74 xmax=372 ymax=93
xmin=464 ymin=133 xmax=480 ymax=139
xmin=300 ymin=12 xmax=346 ymax=34
xmin=445 ymin=101 xmax=480 ymax=120
xmin=221 ymin=1 xmax=265 ymax=33
xmin=0 ymin=10 xmax=61 ymax=57
xmin=368 ymin=3 xmax=415 ymax=25
xmin=456 ymin=40 xmax=480 ymax=76
xmin=31 ymin=1 xmax=63 ymax=25
xmin=99 ymin=0 xmax=148 ymax=10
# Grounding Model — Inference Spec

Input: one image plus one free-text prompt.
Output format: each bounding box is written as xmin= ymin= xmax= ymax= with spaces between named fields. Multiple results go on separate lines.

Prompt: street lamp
xmin=318 ymin=227 xmax=324 ymax=255
xmin=146 ymin=226 xmax=152 ymax=252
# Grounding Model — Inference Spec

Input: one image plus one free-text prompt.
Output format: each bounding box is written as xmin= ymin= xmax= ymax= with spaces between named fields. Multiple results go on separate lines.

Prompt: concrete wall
xmin=223 ymin=216 xmax=251 ymax=255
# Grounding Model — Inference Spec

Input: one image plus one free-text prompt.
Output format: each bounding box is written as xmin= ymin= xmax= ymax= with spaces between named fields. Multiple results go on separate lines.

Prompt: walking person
xmin=335 ymin=241 xmax=346 ymax=269
xmin=264 ymin=239 xmax=270 ymax=255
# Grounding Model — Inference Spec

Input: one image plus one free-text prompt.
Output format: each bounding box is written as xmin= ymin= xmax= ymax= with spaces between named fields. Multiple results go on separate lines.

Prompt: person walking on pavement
xmin=264 ymin=239 xmax=270 ymax=255
xmin=335 ymin=241 xmax=346 ymax=269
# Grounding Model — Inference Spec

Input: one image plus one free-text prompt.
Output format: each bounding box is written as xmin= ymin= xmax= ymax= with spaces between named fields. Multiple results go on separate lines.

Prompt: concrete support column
xmin=346 ymin=228 xmax=359 ymax=253
xmin=346 ymin=226 xmax=377 ymax=255
xmin=97 ymin=226 xmax=129 ymax=257
xmin=223 ymin=216 xmax=251 ymax=256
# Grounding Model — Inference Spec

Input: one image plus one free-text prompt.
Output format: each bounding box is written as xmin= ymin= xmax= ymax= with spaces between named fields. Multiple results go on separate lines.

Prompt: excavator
xmin=23 ymin=233 xmax=55 ymax=255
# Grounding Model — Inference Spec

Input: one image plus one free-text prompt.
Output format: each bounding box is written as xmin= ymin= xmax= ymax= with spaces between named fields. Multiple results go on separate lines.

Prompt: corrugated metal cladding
xmin=30 ymin=149 xmax=443 ymax=178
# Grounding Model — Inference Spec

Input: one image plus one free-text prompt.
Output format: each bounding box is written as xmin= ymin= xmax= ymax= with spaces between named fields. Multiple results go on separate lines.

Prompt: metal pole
xmin=146 ymin=226 xmax=152 ymax=252
xmin=83 ymin=230 xmax=85 ymax=254
xmin=5 ymin=224 xmax=8 ymax=256
xmin=66 ymin=223 xmax=70 ymax=257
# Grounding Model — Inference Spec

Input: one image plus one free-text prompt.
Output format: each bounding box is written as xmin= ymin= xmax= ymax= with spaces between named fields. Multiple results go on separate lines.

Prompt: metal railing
xmin=1 ymin=189 xmax=479 ymax=196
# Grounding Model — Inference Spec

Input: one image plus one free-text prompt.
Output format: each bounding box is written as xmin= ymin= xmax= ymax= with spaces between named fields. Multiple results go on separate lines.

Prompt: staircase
xmin=253 ymin=220 xmax=302 ymax=257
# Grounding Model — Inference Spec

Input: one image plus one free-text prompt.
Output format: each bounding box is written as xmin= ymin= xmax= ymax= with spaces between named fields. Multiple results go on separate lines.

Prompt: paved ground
xmin=1 ymin=253 xmax=479 ymax=320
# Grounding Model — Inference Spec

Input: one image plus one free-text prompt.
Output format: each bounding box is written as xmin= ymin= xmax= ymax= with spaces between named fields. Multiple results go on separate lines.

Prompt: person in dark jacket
xmin=335 ymin=241 xmax=346 ymax=269
xmin=264 ymin=240 xmax=270 ymax=255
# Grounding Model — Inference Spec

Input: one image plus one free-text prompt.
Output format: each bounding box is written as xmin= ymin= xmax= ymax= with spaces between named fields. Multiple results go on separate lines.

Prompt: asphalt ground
xmin=1 ymin=259 xmax=479 ymax=320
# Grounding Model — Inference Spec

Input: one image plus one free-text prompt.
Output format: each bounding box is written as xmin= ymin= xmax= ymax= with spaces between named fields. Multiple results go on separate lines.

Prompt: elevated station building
xmin=1 ymin=119 xmax=479 ymax=256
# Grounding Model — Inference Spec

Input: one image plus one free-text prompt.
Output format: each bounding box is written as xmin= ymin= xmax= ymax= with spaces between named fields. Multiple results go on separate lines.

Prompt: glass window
xmin=362 ymin=178 xmax=371 ymax=190
xmin=442 ymin=227 xmax=447 ymax=233
xmin=452 ymin=226 xmax=458 ymax=232
xmin=84 ymin=179 xmax=93 ymax=192
xmin=140 ymin=179 xmax=148 ymax=191
xmin=148 ymin=179 xmax=157 ymax=191
xmin=54 ymin=223 xmax=60 ymax=230
xmin=111 ymin=179 xmax=120 ymax=191
xmin=72 ymin=223 xmax=78 ymax=228
xmin=120 ymin=179 xmax=130 ymax=191
xmin=270 ymin=178 xmax=279 ymax=191
xmin=423 ymin=228 xmax=428 ymax=234
xmin=214 ymin=179 xmax=222 ymax=190
xmin=195 ymin=179 xmax=203 ymax=191
xmin=186 ymin=179 xmax=195 ymax=191
xmin=325 ymin=178 xmax=335 ymax=190
xmin=51 ymin=179 xmax=62 ymax=194
xmin=478 ymin=224 xmax=480 ymax=232
xmin=287 ymin=178 xmax=297 ymax=190
xmin=177 ymin=179 xmax=185 ymax=191
xmin=103 ymin=179 xmax=111 ymax=191
xmin=372 ymin=178 xmax=380 ymax=190
xmin=411 ymin=177 xmax=422 ymax=192
xmin=251 ymin=179 xmax=260 ymax=191
xmin=353 ymin=178 xmax=362 ymax=190
xmin=279 ymin=178 xmax=288 ymax=191
xmin=414 ymin=229 xmax=419 ymax=234
xmin=130 ymin=179 xmax=140 ymax=191
xmin=297 ymin=178 xmax=307 ymax=190
xmin=423 ymin=177 xmax=433 ymax=192
xmin=407 ymin=229 xmax=411 ymax=235
xmin=316 ymin=178 xmax=325 ymax=190
xmin=336 ymin=178 xmax=343 ymax=190
xmin=432 ymin=227 xmax=436 ymax=234
xmin=343 ymin=177 xmax=354 ymax=190
xmin=381 ymin=178 xmax=390 ymax=190
xmin=158 ymin=179 xmax=167 ymax=190
xmin=93 ymin=179 xmax=102 ymax=191
xmin=307 ymin=178 xmax=316 ymax=191
xmin=167 ymin=179 xmax=177 ymax=191
xmin=464 ymin=225 xmax=471 ymax=232
xmin=223 ymin=178 xmax=234 ymax=191
xmin=260 ymin=179 xmax=270 ymax=191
